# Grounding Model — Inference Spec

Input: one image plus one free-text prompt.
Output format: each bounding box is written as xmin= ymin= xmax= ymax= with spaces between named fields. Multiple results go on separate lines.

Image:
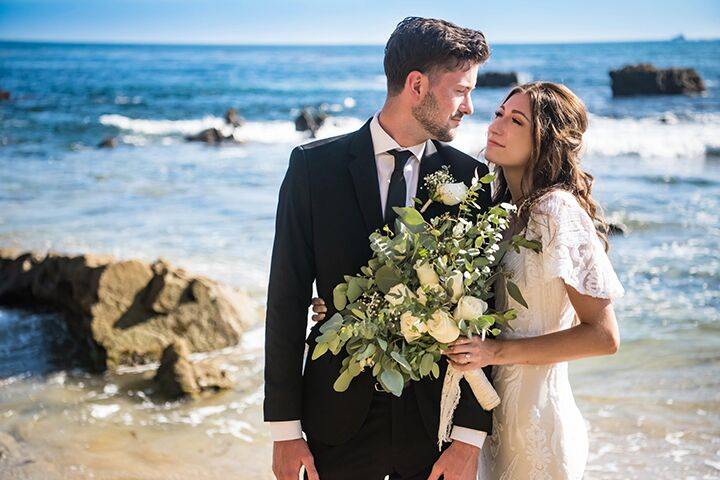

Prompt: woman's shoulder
xmin=530 ymin=188 xmax=585 ymax=219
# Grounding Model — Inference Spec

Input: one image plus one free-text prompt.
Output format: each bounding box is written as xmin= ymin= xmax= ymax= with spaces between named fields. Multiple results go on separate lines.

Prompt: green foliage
xmin=311 ymin=168 xmax=537 ymax=396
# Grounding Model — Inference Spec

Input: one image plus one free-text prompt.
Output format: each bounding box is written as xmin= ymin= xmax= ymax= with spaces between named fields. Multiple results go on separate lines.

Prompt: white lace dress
xmin=478 ymin=190 xmax=625 ymax=480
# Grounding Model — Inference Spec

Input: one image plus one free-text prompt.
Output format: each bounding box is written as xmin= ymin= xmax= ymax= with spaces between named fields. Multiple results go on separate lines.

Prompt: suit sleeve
xmin=263 ymin=146 xmax=316 ymax=422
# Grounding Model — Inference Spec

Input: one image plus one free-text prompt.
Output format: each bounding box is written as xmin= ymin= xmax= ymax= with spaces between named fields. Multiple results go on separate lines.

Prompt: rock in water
xmin=98 ymin=136 xmax=118 ymax=148
xmin=0 ymin=90 xmax=10 ymax=101
xmin=185 ymin=127 xmax=229 ymax=144
xmin=609 ymin=63 xmax=705 ymax=96
xmin=0 ymin=249 xmax=257 ymax=371
xmin=153 ymin=339 xmax=233 ymax=399
xmin=224 ymin=108 xmax=245 ymax=128
xmin=607 ymin=222 xmax=629 ymax=236
xmin=476 ymin=71 xmax=519 ymax=88
xmin=294 ymin=107 xmax=328 ymax=138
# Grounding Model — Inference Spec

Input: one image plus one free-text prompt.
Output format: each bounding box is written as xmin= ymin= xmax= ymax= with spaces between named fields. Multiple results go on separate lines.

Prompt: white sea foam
xmin=89 ymin=403 xmax=121 ymax=419
xmin=101 ymin=113 xmax=365 ymax=145
xmin=101 ymin=112 xmax=720 ymax=160
xmin=453 ymin=113 xmax=720 ymax=160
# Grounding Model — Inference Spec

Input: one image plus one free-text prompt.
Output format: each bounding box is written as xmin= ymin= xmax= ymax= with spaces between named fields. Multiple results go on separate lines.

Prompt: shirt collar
xmin=370 ymin=112 xmax=427 ymax=161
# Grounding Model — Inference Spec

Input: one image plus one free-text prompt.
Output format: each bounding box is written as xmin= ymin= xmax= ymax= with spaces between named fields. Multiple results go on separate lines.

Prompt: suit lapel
xmin=348 ymin=119 xmax=384 ymax=236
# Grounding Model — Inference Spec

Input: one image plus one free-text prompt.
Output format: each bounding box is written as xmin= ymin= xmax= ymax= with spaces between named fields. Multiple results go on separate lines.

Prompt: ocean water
xmin=1 ymin=40 xmax=719 ymax=479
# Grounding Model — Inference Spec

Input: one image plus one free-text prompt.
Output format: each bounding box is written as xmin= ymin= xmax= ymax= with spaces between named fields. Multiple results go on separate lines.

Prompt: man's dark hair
xmin=384 ymin=17 xmax=489 ymax=96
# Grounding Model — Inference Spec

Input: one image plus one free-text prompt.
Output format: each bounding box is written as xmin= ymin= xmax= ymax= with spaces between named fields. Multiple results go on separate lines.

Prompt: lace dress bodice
xmin=479 ymin=190 xmax=624 ymax=480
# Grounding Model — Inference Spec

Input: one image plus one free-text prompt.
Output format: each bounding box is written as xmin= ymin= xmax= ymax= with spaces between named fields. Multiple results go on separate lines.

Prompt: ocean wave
xmin=100 ymin=112 xmax=720 ymax=159
xmin=452 ymin=113 xmax=720 ymax=160
xmin=100 ymin=113 xmax=366 ymax=145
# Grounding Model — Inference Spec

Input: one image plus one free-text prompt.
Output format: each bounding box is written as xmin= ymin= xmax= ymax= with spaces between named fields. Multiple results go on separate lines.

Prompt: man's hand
xmin=427 ymin=440 xmax=479 ymax=480
xmin=272 ymin=438 xmax=319 ymax=480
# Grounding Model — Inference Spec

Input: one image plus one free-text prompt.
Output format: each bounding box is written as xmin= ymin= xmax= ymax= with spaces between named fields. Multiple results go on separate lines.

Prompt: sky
xmin=0 ymin=0 xmax=719 ymax=45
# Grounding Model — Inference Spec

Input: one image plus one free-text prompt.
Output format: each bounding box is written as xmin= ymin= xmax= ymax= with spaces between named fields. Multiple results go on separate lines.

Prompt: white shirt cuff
xmin=450 ymin=426 xmax=487 ymax=449
xmin=267 ymin=420 xmax=303 ymax=441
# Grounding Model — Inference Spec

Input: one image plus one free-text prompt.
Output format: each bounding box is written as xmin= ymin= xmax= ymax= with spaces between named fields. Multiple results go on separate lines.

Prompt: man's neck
xmin=377 ymin=103 xmax=429 ymax=148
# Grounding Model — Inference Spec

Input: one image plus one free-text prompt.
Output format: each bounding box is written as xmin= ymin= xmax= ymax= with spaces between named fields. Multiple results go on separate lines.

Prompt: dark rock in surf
xmin=185 ymin=127 xmax=236 ymax=144
xmin=609 ymin=63 xmax=705 ymax=96
xmin=607 ymin=222 xmax=629 ymax=236
xmin=294 ymin=107 xmax=328 ymax=138
xmin=98 ymin=136 xmax=118 ymax=149
xmin=224 ymin=108 xmax=245 ymax=128
xmin=476 ymin=71 xmax=519 ymax=88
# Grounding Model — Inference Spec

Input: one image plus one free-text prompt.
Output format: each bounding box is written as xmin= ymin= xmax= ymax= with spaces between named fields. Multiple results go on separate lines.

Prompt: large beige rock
xmin=153 ymin=339 xmax=233 ymax=399
xmin=0 ymin=248 xmax=257 ymax=370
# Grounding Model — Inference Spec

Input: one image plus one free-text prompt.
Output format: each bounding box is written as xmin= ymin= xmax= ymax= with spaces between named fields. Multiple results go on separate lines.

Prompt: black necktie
xmin=384 ymin=149 xmax=413 ymax=227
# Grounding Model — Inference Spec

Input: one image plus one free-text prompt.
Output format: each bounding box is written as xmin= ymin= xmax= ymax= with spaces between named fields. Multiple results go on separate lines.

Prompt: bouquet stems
xmin=463 ymin=369 xmax=500 ymax=410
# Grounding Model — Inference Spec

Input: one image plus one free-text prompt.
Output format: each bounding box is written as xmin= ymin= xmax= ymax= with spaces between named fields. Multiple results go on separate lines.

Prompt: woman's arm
xmin=446 ymin=283 xmax=620 ymax=369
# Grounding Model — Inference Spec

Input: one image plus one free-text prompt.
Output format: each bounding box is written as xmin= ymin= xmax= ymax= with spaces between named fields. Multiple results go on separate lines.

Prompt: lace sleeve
xmin=530 ymin=190 xmax=625 ymax=299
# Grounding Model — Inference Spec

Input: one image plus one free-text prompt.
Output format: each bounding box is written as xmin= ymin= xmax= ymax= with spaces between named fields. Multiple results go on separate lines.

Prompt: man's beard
xmin=411 ymin=91 xmax=459 ymax=142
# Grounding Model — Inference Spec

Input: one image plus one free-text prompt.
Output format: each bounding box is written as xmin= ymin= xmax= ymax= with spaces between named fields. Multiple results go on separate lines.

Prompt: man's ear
xmin=405 ymin=71 xmax=427 ymax=101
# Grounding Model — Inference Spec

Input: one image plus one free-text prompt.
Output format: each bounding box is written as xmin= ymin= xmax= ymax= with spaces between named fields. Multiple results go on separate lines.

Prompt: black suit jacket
xmin=264 ymin=118 xmax=494 ymax=445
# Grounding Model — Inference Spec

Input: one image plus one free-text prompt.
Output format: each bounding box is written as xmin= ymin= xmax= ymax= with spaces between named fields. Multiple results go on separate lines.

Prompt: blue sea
xmin=1 ymin=40 xmax=719 ymax=479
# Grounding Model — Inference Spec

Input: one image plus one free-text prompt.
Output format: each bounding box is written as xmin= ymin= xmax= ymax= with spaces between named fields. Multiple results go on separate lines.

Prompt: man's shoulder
xmin=294 ymin=130 xmax=354 ymax=157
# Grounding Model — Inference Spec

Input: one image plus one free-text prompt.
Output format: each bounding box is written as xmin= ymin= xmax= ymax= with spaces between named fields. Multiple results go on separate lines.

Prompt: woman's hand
xmin=309 ymin=297 xmax=327 ymax=322
xmin=444 ymin=335 xmax=499 ymax=371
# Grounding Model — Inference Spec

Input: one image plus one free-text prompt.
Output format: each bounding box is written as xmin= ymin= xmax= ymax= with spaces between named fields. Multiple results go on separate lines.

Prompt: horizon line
xmin=1 ymin=35 xmax=718 ymax=48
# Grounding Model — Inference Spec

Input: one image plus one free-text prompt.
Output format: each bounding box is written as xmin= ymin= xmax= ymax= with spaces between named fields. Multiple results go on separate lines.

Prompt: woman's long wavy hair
xmin=491 ymin=81 xmax=609 ymax=250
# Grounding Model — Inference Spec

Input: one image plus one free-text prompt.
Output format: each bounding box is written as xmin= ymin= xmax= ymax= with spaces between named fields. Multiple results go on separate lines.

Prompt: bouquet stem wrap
xmin=437 ymin=364 xmax=500 ymax=449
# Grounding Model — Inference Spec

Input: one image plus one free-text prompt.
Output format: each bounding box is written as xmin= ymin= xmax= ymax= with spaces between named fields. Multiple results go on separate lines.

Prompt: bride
xmin=309 ymin=81 xmax=624 ymax=480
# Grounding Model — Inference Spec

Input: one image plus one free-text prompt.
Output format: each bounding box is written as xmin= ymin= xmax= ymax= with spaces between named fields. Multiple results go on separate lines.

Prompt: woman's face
xmin=484 ymin=92 xmax=533 ymax=169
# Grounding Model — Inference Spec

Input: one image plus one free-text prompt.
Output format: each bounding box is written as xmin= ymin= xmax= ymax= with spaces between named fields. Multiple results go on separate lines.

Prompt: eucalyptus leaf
xmin=393 ymin=206 xmax=426 ymax=233
xmin=319 ymin=313 xmax=343 ymax=333
xmin=390 ymin=351 xmax=412 ymax=372
xmin=333 ymin=284 xmax=348 ymax=311
xmin=347 ymin=360 xmax=362 ymax=376
xmin=380 ymin=369 xmax=404 ymax=397
xmin=375 ymin=265 xmax=402 ymax=294
xmin=420 ymin=353 xmax=434 ymax=376
xmin=347 ymin=278 xmax=363 ymax=303
xmin=506 ymin=280 xmax=529 ymax=308
xmin=333 ymin=369 xmax=354 ymax=392
xmin=311 ymin=342 xmax=329 ymax=360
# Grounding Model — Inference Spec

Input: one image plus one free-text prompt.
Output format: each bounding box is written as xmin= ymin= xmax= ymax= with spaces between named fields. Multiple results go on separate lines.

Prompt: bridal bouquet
xmin=312 ymin=166 xmax=539 ymax=445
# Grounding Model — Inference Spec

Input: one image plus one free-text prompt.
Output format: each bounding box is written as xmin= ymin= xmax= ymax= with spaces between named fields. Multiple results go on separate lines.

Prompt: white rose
xmin=400 ymin=311 xmax=427 ymax=343
xmin=453 ymin=295 xmax=489 ymax=322
xmin=415 ymin=262 xmax=440 ymax=286
xmin=385 ymin=283 xmax=414 ymax=306
xmin=427 ymin=309 xmax=461 ymax=343
xmin=436 ymin=182 xmax=468 ymax=206
xmin=447 ymin=270 xmax=465 ymax=303
xmin=415 ymin=287 xmax=427 ymax=306
xmin=452 ymin=219 xmax=471 ymax=238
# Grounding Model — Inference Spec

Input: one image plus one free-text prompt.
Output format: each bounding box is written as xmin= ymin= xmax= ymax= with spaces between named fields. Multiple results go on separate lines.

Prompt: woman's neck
xmin=503 ymin=166 xmax=526 ymax=204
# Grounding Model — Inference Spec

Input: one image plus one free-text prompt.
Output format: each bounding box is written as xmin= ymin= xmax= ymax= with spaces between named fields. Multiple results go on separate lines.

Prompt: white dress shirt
xmin=267 ymin=113 xmax=487 ymax=449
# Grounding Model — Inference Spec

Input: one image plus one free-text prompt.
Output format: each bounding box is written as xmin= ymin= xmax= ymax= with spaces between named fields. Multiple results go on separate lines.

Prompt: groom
xmin=265 ymin=17 xmax=493 ymax=480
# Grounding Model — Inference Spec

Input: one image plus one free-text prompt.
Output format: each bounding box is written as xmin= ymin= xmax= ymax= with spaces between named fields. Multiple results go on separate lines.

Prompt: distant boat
xmin=670 ymin=34 xmax=686 ymax=42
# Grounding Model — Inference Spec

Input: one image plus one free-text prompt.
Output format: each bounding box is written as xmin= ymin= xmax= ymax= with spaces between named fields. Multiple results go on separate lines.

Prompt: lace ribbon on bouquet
xmin=438 ymin=364 xmax=500 ymax=449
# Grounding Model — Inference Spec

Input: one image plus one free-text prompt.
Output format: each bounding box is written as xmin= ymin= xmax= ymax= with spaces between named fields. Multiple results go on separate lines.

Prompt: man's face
xmin=411 ymin=63 xmax=479 ymax=142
